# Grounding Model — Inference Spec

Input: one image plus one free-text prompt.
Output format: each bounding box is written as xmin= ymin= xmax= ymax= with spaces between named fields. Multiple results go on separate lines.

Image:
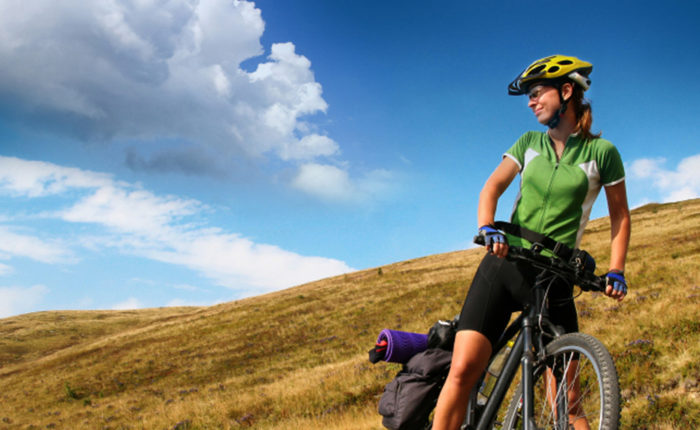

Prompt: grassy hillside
xmin=1 ymin=199 xmax=699 ymax=429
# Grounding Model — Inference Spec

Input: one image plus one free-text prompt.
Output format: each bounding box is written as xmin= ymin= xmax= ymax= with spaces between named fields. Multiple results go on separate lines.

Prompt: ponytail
xmin=571 ymin=86 xmax=601 ymax=141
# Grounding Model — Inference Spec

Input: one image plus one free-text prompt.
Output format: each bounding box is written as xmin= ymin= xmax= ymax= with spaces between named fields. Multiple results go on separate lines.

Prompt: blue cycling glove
xmin=478 ymin=225 xmax=507 ymax=249
xmin=605 ymin=270 xmax=628 ymax=295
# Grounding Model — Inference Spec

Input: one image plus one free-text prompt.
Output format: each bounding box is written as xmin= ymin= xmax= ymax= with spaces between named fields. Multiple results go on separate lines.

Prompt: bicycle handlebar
xmin=473 ymin=234 xmax=606 ymax=292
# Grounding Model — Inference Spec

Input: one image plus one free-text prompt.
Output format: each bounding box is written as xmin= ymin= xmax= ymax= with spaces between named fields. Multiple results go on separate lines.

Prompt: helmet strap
xmin=546 ymin=86 xmax=570 ymax=129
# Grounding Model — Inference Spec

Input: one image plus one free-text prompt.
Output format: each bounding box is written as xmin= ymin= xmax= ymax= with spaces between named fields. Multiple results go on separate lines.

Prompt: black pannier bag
xmin=378 ymin=348 xmax=452 ymax=430
xmin=426 ymin=317 xmax=458 ymax=351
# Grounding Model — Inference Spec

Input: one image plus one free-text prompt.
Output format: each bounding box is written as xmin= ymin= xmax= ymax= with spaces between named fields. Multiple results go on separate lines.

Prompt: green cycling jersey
xmin=504 ymin=131 xmax=625 ymax=249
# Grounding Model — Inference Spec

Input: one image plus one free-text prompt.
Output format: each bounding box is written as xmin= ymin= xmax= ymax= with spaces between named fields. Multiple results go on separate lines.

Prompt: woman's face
xmin=527 ymin=84 xmax=560 ymax=125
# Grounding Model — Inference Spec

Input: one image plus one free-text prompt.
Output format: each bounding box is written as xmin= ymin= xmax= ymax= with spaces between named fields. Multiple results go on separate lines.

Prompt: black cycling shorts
xmin=456 ymin=253 xmax=578 ymax=348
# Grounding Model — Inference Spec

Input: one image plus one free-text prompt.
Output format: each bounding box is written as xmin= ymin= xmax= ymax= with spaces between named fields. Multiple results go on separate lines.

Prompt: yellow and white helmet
xmin=508 ymin=55 xmax=593 ymax=95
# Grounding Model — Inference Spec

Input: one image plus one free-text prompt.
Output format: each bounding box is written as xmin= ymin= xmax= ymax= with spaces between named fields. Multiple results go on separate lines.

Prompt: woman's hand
xmin=604 ymin=270 xmax=627 ymax=302
xmin=478 ymin=225 xmax=509 ymax=258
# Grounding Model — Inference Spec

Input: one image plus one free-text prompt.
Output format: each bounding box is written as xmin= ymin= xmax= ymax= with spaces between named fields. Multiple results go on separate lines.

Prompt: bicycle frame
xmin=464 ymin=271 xmax=566 ymax=430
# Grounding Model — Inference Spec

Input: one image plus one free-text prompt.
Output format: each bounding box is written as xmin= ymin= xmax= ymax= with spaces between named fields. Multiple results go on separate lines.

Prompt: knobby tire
xmin=502 ymin=333 xmax=620 ymax=430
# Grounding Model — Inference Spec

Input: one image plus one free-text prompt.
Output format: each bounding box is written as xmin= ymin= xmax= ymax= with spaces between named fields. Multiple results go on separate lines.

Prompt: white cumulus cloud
xmin=628 ymin=153 xmax=700 ymax=203
xmin=0 ymin=0 xmax=345 ymax=181
xmin=281 ymin=134 xmax=339 ymax=161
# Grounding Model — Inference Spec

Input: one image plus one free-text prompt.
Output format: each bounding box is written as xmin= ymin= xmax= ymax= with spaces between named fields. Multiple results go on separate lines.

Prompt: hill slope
xmin=1 ymin=199 xmax=699 ymax=429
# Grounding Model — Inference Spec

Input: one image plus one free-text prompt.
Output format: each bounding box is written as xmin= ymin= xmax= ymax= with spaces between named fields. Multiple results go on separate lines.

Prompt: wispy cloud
xmin=0 ymin=156 xmax=353 ymax=293
xmin=0 ymin=263 xmax=13 ymax=276
xmin=112 ymin=297 xmax=144 ymax=311
xmin=0 ymin=285 xmax=49 ymax=318
xmin=292 ymin=163 xmax=394 ymax=203
xmin=0 ymin=225 xmax=74 ymax=264
xmin=628 ymin=153 xmax=700 ymax=204
xmin=0 ymin=156 xmax=112 ymax=197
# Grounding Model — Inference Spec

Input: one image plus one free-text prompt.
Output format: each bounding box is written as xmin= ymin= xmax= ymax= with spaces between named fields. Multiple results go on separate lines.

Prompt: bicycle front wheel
xmin=502 ymin=333 xmax=620 ymax=429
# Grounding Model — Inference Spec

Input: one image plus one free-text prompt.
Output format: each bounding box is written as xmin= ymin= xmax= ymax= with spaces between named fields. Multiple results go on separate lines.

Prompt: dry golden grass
xmin=1 ymin=199 xmax=699 ymax=429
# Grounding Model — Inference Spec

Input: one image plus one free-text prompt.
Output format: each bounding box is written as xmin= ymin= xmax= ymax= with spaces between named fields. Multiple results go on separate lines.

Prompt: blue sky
xmin=1 ymin=1 xmax=699 ymax=318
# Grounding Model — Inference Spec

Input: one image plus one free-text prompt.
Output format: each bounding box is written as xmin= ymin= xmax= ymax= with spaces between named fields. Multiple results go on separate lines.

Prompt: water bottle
xmin=477 ymin=339 xmax=514 ymax=405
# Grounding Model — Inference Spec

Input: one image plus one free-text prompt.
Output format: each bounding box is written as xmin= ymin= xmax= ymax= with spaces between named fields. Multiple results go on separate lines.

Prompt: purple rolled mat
xmin=377 ymin=329 xmax=429 ymax=363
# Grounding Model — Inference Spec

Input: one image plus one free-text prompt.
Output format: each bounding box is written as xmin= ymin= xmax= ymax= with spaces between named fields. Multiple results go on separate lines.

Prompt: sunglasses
xmin=527 ymin=85 xmax=556 ymax=101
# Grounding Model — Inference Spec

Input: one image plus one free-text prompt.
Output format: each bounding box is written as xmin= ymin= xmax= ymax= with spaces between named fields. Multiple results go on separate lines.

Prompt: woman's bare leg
xmin=544 ymin=360 xmax=591 ymax=430
xmin=432 ymin=330 xmax=492 ymax=430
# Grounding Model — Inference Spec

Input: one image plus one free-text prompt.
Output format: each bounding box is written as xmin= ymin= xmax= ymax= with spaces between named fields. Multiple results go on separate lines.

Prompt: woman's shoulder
xmin=583 ymin=136 xmax=624 ymax=170
xmin=585 ymin=136 xmax=619 ymax=154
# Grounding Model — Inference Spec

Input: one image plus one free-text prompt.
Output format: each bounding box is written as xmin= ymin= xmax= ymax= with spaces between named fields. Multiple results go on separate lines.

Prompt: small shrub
xmin=64 ymin=383 xmax=79 ymax=400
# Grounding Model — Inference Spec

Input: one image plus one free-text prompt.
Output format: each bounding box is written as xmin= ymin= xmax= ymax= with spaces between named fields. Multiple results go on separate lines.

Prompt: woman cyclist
xmin=432 ymin=55 xmax=631 ymax=430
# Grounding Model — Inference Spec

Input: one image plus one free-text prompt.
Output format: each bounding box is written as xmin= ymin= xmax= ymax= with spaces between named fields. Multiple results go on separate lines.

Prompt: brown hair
xmin=570 ymin=85 xmax=601 ymax=140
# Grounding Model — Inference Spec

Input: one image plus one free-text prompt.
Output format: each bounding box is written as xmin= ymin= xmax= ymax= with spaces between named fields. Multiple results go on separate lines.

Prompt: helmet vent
xmin=547 ymin=66 xmax=560 ymax=73
xmin=557 ymin=60 xmax=574 ymax=65
xmin=527 ymin=64 xmax=547 ymax=76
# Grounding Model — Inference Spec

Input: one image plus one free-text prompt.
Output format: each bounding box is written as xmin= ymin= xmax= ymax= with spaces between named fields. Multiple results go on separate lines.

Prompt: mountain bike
xmin=451 ymin=225 xmax=621 ymax=430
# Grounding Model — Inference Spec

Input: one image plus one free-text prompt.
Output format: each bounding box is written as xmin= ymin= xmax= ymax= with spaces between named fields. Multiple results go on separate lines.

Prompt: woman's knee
xmin=448 ymin=330 xmax=492 ymax=386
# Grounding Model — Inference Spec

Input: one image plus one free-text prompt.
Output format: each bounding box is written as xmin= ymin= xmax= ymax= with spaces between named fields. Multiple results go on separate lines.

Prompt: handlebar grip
xmin=593 ymin=275 xmax=607 ymax=292
xmin=579 ymin=272 xmax=607 ymax=292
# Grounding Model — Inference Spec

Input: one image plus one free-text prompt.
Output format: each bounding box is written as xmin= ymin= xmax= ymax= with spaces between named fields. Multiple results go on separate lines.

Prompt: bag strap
xmin=494 ymin=221 xmax=574 ymax=261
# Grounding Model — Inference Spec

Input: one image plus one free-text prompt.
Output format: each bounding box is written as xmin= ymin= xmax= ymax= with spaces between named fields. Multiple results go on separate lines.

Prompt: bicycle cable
xmin=537 ymin=271 xmax=577 ymax=336
xmin=537 ymin=274 xmax=557 ymax=334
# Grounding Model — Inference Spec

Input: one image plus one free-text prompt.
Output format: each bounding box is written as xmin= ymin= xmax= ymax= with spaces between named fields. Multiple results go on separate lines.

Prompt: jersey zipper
xmin=537 ymin=137 xmax=569 ymax=233
xmin=537 ymin=163 xmax=558 ymax=233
